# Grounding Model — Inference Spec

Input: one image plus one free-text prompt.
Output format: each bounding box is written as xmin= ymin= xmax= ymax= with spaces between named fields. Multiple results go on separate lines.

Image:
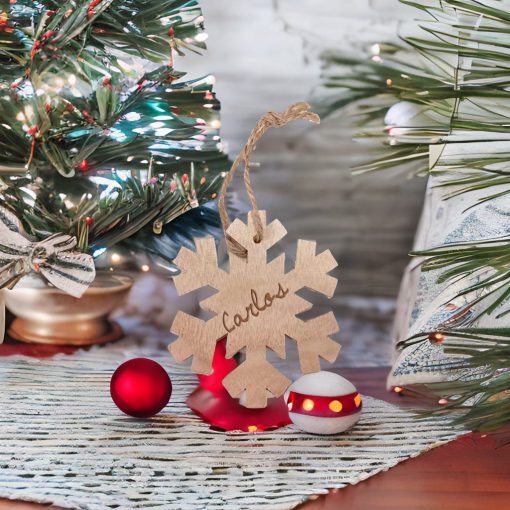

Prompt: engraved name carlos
xmin=222 ymin=282 xmax=290 ymax=333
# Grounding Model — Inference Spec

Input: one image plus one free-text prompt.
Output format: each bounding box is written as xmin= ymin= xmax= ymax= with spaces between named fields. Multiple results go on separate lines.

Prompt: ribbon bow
xmin=0 ymin=206 xmax=96 ymax=342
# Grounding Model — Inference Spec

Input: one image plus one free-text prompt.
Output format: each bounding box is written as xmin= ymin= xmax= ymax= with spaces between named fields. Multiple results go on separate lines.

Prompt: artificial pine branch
xmin=0 ymin=0 xmax=227 ymax=261
xmin=317 ymin=0 xmax=510 ymax=432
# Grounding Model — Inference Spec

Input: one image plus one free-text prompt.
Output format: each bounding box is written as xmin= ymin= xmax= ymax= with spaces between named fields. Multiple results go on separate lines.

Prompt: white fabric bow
xmin=0 ymin=206 xmax=96 ymax=342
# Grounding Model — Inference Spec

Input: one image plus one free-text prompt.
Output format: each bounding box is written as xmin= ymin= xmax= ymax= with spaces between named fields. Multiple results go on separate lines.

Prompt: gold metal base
xmin=8 ymin=319 xmax=125 ymax=346
xmin=4 ymin=272 xmax=133 ymax=346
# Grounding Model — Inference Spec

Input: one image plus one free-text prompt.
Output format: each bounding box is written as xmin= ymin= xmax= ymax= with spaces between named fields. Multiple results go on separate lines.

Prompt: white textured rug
xmin=0 ymin=326 xmax=463 ymax=510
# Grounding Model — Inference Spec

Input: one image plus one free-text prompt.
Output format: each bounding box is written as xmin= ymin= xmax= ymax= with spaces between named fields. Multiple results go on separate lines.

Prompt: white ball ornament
xmin=285 ymin=371 xmax=362 ymax=435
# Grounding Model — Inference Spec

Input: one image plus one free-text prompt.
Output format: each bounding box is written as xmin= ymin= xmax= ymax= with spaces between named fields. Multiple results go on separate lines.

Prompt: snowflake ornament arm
xmin=282 ymin=239 xmax=340 ymax=374
xmin=169 ymin=236 xmax=227 ymax=374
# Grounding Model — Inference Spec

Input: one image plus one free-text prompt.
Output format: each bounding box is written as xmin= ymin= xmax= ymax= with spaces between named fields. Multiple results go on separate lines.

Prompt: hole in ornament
xmin=253 ymin=234 xmax=261 ymax=243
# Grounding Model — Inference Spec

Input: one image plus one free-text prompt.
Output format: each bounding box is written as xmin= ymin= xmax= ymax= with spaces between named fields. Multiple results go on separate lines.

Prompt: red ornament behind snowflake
xmin=169 ymin=103 xmax=341 ymax=409
xmin=110 ymin=358 xmax=172 ymax=418
xmin=197 ymin=337 xmax=237 ymax=391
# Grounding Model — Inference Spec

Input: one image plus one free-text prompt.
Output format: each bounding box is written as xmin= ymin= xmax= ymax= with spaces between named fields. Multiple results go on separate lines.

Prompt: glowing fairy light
xmin=111 ymin=253 xmax=121 ymax=263
xmin=154 ymin=129 xmax=172 ymax=137
xmin=92 ymin=247 xmax=107 ymax=258
xmin=124 ymin=112 xmax=141 ymax=121
xmin=371 ymin=43 xmax=380 ymax=55
xmin=428 ymin=332 xmax=445 ymax=344
xmin=140 ymin=264 xmax=150 ymax=272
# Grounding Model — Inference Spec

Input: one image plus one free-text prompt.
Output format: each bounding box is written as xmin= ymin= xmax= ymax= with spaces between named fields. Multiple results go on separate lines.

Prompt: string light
xmin=428 ymin=332 xmax=445 ymax=344
xmin=140 ymin=264 xmax=150 ymax=272
xmin=393 ymin=386 xmax=404 ymax=394
xmin=371 ymin=43 xmax=380 ymax=55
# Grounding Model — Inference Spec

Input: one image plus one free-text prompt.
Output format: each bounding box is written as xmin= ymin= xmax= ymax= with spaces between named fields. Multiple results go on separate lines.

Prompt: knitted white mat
xmin=0 ymin=325 xmax=463 ymax=510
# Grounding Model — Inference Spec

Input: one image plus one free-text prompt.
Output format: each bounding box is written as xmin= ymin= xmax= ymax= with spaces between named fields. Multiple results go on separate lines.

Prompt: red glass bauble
xmin=197 ymin=337 xmax=237 ymax=391
xmin=189 ymin=339 xmax=290 ymax=432
xmin=110 ymin=358 xmax=172 ymax=418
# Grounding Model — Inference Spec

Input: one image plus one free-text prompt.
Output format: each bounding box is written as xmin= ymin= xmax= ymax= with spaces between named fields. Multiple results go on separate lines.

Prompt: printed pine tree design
xmin=169 ymin=210 xmax=340 ymax=408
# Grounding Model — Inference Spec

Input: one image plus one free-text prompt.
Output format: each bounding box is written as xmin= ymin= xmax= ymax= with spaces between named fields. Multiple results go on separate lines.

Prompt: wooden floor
xmin=299 ymin=368 xmax=510 ymax=510
xmin=0 ymin=347 xmax=508 ymax=510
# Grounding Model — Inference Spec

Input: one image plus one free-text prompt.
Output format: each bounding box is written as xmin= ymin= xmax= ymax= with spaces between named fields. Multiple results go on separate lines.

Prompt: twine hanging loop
xmin=218 ymin=102 xmax=320 ymax=257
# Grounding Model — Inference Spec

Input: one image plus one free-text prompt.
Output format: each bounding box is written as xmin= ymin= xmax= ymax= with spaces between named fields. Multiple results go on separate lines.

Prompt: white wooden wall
xmin=183 ymin=0 xmax=426 ymax=300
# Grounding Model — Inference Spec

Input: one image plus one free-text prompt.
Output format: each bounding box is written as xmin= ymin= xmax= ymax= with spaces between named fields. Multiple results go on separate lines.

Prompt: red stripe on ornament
xmin=287 ymin=390 xmax=362 ymax=418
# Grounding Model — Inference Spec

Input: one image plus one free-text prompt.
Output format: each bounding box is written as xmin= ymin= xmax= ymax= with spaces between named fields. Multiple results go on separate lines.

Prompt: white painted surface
xmin=182 ymin=0 xmax=426 ymax=298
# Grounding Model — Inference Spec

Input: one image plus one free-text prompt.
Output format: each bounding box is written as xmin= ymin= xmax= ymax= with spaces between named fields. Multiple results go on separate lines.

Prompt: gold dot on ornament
xmin=329 ymin=400 xmax=343 ymax=413
xmin=302 ymin=399 xmax=314 ymax=412
xmin=354 ymin=394 xmax=362 ymax=408
xmin=247 ymin=425 xmax=258 ymax=433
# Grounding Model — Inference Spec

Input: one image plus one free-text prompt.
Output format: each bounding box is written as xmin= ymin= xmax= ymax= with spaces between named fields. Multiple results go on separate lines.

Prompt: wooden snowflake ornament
xmin=169 ymin=102 xmax=341 ymax=408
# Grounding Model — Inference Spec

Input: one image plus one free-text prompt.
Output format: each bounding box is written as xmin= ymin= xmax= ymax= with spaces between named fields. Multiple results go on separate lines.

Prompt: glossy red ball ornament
xmin=110 ymin=358 xmax=172 ymax=418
